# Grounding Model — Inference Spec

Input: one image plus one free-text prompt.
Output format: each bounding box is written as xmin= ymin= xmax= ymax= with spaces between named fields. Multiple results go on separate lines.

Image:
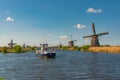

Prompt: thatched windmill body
xmin=83 ymin=22 xmax=109 ymax=47
xmin=68 ymin=35 xmax=77 ymax=47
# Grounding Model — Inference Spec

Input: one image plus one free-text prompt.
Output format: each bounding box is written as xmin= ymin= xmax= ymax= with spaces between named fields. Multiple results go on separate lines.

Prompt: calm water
xmin=0 ymin=50 xmax=120 ymax=80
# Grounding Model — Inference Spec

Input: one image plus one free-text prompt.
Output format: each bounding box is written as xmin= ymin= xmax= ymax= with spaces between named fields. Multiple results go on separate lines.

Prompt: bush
xmin=74 ymin=46 xmax=81 ymax=50
xmin=62 ymin=46 xmax=69 ymax=50
xmin=14 ymin=45 xmax=22 ymax=53
xmin=2 ymin=46 xmax=7 ymax=54
xmin=82 ymin=45 xmax=90 ymax=51
xmin=31 ymin=47 xmax=36 ymax=50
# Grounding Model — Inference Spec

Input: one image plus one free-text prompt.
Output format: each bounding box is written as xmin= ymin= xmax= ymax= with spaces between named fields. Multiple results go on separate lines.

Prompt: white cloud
xmin=75 ymin=24 xmax=86 ymax=29
xmin=86 ymin=8 xmax=102 ymax=13
xmin=60 ymin=35 xmax=67 ymax=39
xmin=6 ymin=17 xmax=15 ymax=22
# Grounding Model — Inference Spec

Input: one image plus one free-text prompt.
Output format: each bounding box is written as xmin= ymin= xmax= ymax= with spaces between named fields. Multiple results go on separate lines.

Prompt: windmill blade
xmin=92 ymin=22 xmax=96 ymax=34
xmin=83 ymin=35 xmax=93 ymax=38
xmin=73 ymin=40 xmax=77 ymax=42
xmin=97 ymin=32 xmax=109 ymax=36
xmin=70 ymin=35 xmax=73 ymax=40
xmin=10 ymin=39 xmax=13 ymax=43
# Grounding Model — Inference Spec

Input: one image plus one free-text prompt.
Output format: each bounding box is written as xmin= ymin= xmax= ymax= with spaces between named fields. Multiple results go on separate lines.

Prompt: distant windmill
xmin=22 ymin=43 xmax=27 ymax=48
xmin=59 ymin=41 xmax=63 ymax=48
xmin=8 ymin=39 xmax=16 ymax=48
xmin=83 ymin=22 xmax=109 ymax=47
xmin=68 ymin=35 xmax=77 ymax=47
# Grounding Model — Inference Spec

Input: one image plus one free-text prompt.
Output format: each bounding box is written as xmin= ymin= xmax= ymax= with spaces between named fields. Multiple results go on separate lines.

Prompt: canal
xmin=0 ymin=50 xmax=120 ymax=80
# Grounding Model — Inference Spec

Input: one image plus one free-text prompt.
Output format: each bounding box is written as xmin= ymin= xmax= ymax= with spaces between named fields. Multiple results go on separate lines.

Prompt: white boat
xmin=35 ymin=44 xmax=56 ymax=58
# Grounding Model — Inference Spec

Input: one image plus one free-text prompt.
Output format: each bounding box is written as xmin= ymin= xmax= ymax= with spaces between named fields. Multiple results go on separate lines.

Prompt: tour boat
xmin=35 ymin=44 xmax=56 ymax=58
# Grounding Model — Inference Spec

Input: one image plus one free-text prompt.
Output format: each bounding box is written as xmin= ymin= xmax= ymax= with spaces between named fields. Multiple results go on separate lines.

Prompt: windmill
xmin=83 ymin=22 xmax=109 ymax=47
xmin=22 ymin=43 xmax=28 ymax=48
xmin=8 ymin=39 xmax=16 ymax=48
xmin=68 ymin=35 xmax=77 ymax=47
xmin=59 ymin=41 xmax=63 ymax=48
xmin=22 ymin=43 xmax=25 ymax=48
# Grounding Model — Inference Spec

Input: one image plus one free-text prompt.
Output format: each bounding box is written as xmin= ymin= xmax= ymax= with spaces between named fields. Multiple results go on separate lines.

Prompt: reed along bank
xmin=88 ymin=46 xmax=120 ymax=53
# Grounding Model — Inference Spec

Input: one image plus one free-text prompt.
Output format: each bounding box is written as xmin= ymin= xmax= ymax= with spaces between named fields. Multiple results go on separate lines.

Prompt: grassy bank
xmin=0 ymin=46 xmax=36 ymax=53
xmin=88 ymin=46 xmax=120 ymax=53
xmin=59 ymin=45 xmax=120 ymax=53
xmin=59 ymin=45 xmax=89 ymax=51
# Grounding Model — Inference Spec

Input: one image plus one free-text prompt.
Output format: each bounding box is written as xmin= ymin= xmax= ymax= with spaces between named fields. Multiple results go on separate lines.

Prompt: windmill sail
xmin=73 ymin=40 xmax=77 ymax=42
xmin=97 ymin=32 xmax=109 ymax=36
xmin=83 ymin=35 xmax=93 ymax=38
xmin=92 ymin=22 xmax=96 ymax=34
xmin=70 ymin=35 xmax=73 ymax=40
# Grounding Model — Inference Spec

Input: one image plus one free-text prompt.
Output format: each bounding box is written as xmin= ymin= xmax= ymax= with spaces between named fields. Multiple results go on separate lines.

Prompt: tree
xmin=2 ymin=46 xmax=7 ymax=53
xmin=74 ymin=46 xmax=81 ymax=50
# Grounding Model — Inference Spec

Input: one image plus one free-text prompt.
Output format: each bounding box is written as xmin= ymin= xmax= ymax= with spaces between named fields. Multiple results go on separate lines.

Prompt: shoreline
xmin=0 ymin=46 xmax=120 ymax=54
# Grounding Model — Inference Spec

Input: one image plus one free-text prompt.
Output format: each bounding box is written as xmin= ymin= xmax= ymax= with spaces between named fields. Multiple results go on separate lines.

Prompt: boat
xmin=35 ymin=44 xmax=56 ymax=58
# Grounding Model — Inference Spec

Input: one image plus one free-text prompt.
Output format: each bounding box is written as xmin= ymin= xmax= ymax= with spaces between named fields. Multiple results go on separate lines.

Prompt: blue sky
xmin=0 ymin=0 xmax=120 ymax=46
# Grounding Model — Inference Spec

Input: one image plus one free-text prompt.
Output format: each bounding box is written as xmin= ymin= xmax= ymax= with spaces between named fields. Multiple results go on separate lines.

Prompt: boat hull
xmin=45 ymin=53 xmax=56 ymax=58
xmin=39 ymin=53 xmax=56 ymax=58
